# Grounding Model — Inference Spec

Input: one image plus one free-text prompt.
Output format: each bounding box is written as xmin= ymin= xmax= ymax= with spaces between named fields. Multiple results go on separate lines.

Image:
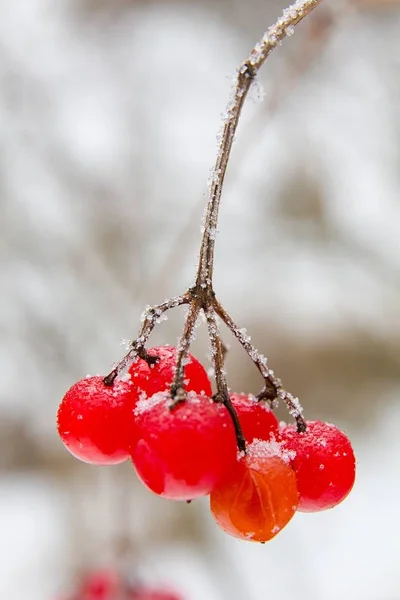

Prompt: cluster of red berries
xmin=57 ymin=345 xmax=356 ymax=543
xmin=60 ymin=568 xmax=182 ymax=600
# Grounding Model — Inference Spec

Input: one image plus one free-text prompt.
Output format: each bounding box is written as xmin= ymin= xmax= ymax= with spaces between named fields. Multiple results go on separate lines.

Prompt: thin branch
xmin=103 ymin=0 xmax=324 ymax=437
xmin=206 ymin=306 xmax=246 ymax=452
xmin=170 ymin=300 xmax=202 ymax=401
xmin=196 ymin=0 xmax=324 ymax=287
xmin=213 ymin=297 xmax=277 ymax=388
xmin=214 ymin=297 xmax=306 ymax=432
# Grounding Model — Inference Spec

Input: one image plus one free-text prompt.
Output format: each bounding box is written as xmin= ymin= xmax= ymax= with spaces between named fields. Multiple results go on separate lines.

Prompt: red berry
xmin=128 ymin=346 xmax=212 ymax=401
xmin=210 ymin=439 xmax=298 ymax=542
xmin=57 ymin=376 xmax=135 ymax=465
xmin=79 ymin=569 xmax=120 ymax=600
xmin=280 ymin=420 xmax=356 ymax=512
xmin=130 ymin=391 xmax=237 ymax=500
xmin=230 ymin=393 xmax=279 ymax=442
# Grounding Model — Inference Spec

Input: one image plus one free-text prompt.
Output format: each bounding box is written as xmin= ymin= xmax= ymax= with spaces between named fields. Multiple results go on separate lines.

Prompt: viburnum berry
xmin=280 ymin=420 xmax=356 ymax=512
xmin=210 ymin=439 xmax=298 ymax=542
xmin=130 ymin=391 xmax=237 ymax=500
xmin=128 ymin=345 xmax=212 ymax=401
xmin=57 ymin=376 xmax=135 ymax=465
xmin=78 ymin=569 xmax=120 ymax=600
xmin=230 ymin=393 xmax=279 ymax=442
xmin=61 ymin=569 xmax=184 ymax=600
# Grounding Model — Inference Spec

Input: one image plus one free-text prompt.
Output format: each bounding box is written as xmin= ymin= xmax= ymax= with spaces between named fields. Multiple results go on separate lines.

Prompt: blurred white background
xmin=1 ymin=0 xmax=400 ymax=598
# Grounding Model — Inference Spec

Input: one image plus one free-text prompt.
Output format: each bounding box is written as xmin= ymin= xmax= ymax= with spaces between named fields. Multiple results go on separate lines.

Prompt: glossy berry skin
xmin=210 ymin=440 xmax=298 ymax=542
xmin=280 ymin=420 xmax=356 ymax=512
xmin=128 ymin=346 xmax=212 ymax=401
xmin=230 ymin=393 xmax=279 ymax=442
xmin=57 ymin=376 xmax=135 ymax=465
xmin=130 ymin=392 xmax=237 ymax=500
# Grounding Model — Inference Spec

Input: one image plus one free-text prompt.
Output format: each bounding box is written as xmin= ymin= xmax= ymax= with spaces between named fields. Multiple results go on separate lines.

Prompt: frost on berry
xmin=57 ymin=376 xmax=137 ymax=465
xmin=130 ymin=391 xmax=237 ymax=500
xmin=248 ymin=437 xmax=296 ymax=464
xmin=281 ymin=420 xmax=356 ymax=512
xmin=210 ymin=439 xmax=299 ymax=542
xmin=134 ymin=391 xmax=165 ymax=415
xmin=128 ymin=346 xmax=212 ymax=403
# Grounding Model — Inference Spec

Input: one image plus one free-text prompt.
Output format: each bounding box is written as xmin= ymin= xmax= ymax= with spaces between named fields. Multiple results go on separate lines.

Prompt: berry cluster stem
xmin=196 ymin=0 xmax=323 ymax=288
xmin=104 ymin=0 xmax=323 ymax=443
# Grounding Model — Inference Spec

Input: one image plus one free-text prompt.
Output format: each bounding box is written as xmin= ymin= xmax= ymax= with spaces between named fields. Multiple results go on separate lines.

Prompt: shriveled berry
xmin=230 ymin=393 xmax=279 ymax=442
xmin=280 ymin=420 xmax=356 ymax=512
xmin=57 ymin=376 xmax=135 ymax=465
xmin=128 ymin=346 xmax=212 ymax=401
xmin=210 ymin=439 xmax=298 ymax=542
xmin=130 ymin=392 xmax=237 ymax=500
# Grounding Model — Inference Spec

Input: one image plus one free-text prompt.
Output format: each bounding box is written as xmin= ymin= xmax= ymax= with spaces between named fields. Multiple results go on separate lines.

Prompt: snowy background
xmin=1 ymin=0 xmax=400 ymax=598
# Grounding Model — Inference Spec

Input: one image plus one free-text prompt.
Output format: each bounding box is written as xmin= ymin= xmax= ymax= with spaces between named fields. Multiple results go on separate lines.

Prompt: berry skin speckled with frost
xmin=130 ymin=391 xmax=237 ymax=500
xmin=57 ymin=376 xmax=136 ymax=465
xmin=128 ymin=345 xmax=212 ymax=402
xmin=229 ymin=393 xmax=279 ymax=442
xmin=280 ymin=420 xmax=356 ymax=512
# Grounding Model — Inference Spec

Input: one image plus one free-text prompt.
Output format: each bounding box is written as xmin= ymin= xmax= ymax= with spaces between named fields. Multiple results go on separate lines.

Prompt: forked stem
xmin=104 ymin=0 xmax=323 ymax=442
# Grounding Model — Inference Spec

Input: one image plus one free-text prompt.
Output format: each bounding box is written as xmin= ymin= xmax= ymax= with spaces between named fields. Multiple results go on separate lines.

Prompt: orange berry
xmin=210 ymin=439 xmax=299 ymax=542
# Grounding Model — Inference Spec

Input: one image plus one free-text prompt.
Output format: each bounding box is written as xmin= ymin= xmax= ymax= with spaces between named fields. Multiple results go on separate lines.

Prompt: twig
xmin=205 ymin=307 xmax=246 ymax=453
xmin=196 ymin=0 xmax=324 ymax=287
xmin=104 ymin=0 xmax=323 ymax=443
xmin=213 ymin=297 xmax=306 ymax=432
xmin=170 ymin=300 xmax=202 ymax=402
xmin=139 ymin=3 xmax=335 ymax=308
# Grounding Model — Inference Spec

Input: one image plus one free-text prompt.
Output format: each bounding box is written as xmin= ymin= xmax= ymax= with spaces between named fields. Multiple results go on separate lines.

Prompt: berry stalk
xmin=170 ymin=300 xmax=202 ymax=403
xmin=205 ymin=306 xmax=246 ymax=453
xmin=196 ymin=0 xmax=323 ymax=288
xmin=103 ymin=0 xmax=324 ymax=447
xmin=213 ymin=297 xmax=306 ymax=432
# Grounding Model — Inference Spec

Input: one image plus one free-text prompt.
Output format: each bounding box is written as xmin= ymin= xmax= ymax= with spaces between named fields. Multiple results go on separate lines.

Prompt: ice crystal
xmin=248 ymin=437 xmax=296 ymax=464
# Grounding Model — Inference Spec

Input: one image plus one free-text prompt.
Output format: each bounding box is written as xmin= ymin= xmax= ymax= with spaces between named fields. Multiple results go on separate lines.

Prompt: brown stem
xmin=170 ymin=300 xmax=202 ymax=402
xmin=196 ymin=0 xmax=324 ymax=288
xmin=103 ymin=0 xmax=322 ymax=435
xmin=213 ymin=297 xmax=307 ymax=432
xmin=205 ymin=307 xmax=246 ymax=453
